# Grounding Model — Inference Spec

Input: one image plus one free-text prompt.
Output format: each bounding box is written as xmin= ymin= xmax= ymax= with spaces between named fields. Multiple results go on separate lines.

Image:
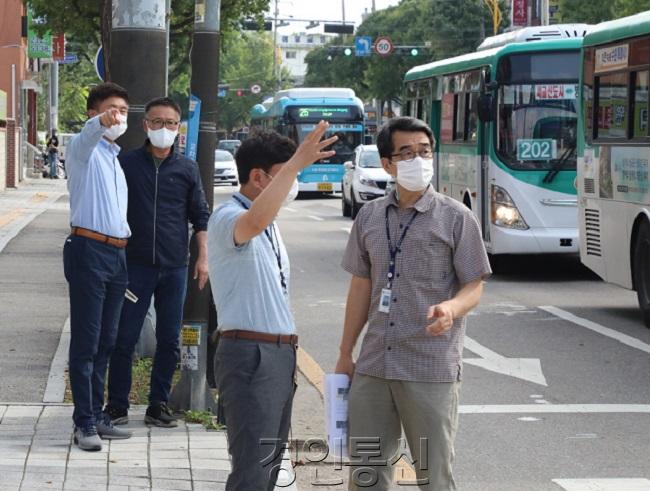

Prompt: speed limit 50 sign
xmin=374 ymin=36 xmax=394 ymax=57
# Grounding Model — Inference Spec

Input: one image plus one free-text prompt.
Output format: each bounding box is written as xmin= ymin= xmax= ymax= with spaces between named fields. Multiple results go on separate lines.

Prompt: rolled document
xmin=324 ymin=373 xmax=350 ymax=459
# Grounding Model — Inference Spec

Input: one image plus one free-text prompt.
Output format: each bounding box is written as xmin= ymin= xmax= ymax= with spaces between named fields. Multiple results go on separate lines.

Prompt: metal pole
xmin=165 ymin=0 xmax=171 ymax=95
xmin=11 ymin=64 xmax=16 ymax=120
xmin=109 ymin=0 xmax=168 ymax=152
xmin=272 ymin=0 xmax=279 ymax=90
xmin=342 ymin=0 xmax=346 ymax=24
xmin=169 ymin=0 xmax=221 ymax=413
xmin=50 ymin=61 xmax=59 ymax=132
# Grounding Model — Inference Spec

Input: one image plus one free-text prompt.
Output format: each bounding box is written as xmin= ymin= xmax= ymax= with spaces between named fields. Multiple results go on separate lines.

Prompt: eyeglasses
xmin=390 ymin=145 xmax=433 ymax=162
xmin=146 ymin=118 xmax=180 ymax=130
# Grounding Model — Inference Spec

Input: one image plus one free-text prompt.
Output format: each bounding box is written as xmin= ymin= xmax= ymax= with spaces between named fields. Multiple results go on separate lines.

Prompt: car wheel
xmin=351 ymin=189 xmax=362 ymax=220
xmin=342 ymin=194 xmax=351 ymax=217
xmin=633 ymin=219 xmax=650 ymax=328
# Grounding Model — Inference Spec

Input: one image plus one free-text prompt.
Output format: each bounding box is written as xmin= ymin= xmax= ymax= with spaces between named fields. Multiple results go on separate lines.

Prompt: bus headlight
xmin=491 ymin=185 xmax=528 ymax=230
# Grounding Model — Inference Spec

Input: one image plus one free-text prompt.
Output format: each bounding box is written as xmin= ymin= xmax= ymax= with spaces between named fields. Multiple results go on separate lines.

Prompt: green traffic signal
xmin=410 ymin=48 xmax=418 ymax=56
xmin=344 ymin=48 xmax=352 ymax=56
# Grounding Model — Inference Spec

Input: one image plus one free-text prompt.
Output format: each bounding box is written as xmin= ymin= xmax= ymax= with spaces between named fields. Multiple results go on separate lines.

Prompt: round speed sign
xmin=250 ymin=84 xmax=261 ymax=94
xmin=374 ymin=36 xmax=394 ymax=57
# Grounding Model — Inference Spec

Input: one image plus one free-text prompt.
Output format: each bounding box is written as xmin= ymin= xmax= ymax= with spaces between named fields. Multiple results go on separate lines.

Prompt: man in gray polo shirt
xmin=336 ymin=117 xmax=491 ymax=490
xmin=207 ymin=122 xmax=337 ymax=490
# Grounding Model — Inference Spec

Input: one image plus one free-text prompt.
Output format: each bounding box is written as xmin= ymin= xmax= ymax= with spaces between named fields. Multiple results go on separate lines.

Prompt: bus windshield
xmin=497 ymin=83 xmax=578 ymax=171
xmin=293 ymin=124 xmax=362 ymax=164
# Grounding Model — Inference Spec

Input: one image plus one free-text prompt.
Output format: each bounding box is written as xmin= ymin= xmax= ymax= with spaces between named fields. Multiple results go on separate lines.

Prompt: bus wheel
xmin=633 ymin=220 xmax=650 ymax=328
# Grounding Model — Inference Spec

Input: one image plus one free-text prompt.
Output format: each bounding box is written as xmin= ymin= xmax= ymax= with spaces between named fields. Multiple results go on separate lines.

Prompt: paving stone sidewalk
xmin=0 ymin=404 xmax=229 ymax=491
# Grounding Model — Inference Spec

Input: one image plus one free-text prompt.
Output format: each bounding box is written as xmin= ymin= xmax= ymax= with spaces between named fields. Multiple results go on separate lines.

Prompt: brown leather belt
xmin=71 ymin=226 xmax=128 ymax=248
xmin=220 ymin=329 xmax=298 ymax=345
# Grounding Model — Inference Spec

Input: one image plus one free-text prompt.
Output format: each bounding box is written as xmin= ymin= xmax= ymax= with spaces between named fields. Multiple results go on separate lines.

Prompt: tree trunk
xmin=101 ymin=0 xmax=112 ymax=81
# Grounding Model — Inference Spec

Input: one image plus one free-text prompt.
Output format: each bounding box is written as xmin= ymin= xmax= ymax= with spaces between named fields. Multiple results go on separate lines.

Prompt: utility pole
xmin=169 ymin=0 xmax=221 ymax=413
xmin=49 ymin=61 xmax=58 ymax=133
xmin=272 ymin=0 xmax=279 ymax=90
xmin=110 ymin=0 xmax=168 ymax=152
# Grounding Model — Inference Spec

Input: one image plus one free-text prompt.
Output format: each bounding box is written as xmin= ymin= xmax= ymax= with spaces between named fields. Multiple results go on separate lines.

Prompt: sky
xmin=270 ymin=0 xmax=401 ymax=35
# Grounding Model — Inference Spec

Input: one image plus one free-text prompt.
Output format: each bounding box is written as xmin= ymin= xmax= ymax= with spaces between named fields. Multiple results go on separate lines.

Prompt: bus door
xmin=478 ymin=69 xmax=494 ymax=242
xmin=430 ymin=100 xmax=441 ymax=190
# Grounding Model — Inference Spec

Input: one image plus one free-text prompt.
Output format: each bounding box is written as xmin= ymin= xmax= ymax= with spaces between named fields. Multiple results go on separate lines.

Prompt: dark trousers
xmin=215 ymin=338 xmax=297 ymax=491
xmin=63 ymin=235 xmax=127 ymax=429
xmin=107 ymin=263 xmax=188 ymax=409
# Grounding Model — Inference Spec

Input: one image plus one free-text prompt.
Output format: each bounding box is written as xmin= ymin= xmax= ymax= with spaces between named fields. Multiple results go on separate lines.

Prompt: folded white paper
xmin=324 ymin=373 xmax=350 ymax=459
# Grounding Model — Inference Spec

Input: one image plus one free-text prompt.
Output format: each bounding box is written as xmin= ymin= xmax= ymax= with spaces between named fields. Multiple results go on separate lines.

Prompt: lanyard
xmin=385 ymin=206 xmax=418 ymax=289
xmin=233 ymin=195 xmax=287 ymax=294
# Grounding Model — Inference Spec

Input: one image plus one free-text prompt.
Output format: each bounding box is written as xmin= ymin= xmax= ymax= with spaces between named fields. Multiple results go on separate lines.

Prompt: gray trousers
xmin=348 ymin=373 xmax=460 ymax=491
xmin=215 ymin=338 xmax=297 ymax=491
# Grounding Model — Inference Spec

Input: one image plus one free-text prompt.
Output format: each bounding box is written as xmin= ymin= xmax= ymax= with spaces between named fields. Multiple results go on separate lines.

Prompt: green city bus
xmin=577 ymin=11 xmax=650 ymax=326
xmin=404 ymin=25 xmax=589 ymax=270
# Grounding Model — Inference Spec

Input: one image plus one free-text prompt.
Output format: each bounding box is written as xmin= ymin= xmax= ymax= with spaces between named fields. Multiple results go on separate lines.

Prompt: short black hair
xmin=376 ymin=117 xmax=435 ymax=159
xmin=86 ymin=82 xmax=129 ymax=111
xmin=145 ymin=97 xmax=181 ymax=117
xmin=235 ymin=130 xmax=297 ymax=184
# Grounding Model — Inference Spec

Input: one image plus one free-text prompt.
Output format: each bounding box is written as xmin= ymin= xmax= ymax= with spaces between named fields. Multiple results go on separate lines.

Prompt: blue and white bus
xmin=250 ymin=88 xmax=365 ymax=193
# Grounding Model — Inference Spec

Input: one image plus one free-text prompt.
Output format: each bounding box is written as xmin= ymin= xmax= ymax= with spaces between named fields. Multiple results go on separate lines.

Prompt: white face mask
xmin=104 ymin=114 xmax=128 ymax=141
xmin=396 ymin=156 xmax=434 ymax=192
xmin=147 ymin=127 xmax=178 ymax=149
xmin=284 ymin=179 xmax=299 ymax=205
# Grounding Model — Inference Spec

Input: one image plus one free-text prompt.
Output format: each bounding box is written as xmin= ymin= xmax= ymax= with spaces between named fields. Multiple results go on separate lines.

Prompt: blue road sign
xmin=355 ymin=36 xmax=372 ymax=57
xmin=94 ymin=47 xmax=105 ymax=81
xmin=60 ymin=53 xmax=78 ymax=64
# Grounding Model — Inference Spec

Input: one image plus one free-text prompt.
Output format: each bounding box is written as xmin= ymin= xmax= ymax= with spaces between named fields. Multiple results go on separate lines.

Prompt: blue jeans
xmin=63 ymin=235 xmax=128 ymax=429
xmin=49 ymin=151 xmax=58 ymax=178
xmin=107 ymin=263 xmax=188 ymax=409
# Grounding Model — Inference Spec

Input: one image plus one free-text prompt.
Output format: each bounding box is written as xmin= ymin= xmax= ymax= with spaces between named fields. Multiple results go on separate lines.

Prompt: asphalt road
xmin=213 ymin=186 xmax=650 ymax=491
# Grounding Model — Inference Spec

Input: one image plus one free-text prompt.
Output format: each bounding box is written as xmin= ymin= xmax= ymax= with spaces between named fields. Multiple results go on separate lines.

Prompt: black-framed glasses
xmin=146 ymin=118 xmax=180 ymax=130
xmin=390 ymin=145 xmax=433 ymax=162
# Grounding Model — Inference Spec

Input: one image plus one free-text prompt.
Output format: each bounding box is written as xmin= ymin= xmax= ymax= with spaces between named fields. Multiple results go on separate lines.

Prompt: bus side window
xmin=633 ymin=71 xmax=649 ymax=138
xmin=454 ymin=93 xmax=467 ymax=141
xmin=416 ymin=98 xmax=424 ymax=120
xmin=467 ymin=92 xmax=479 ymax=142
xmin=596 ymin=72 xmax=629 ymax=140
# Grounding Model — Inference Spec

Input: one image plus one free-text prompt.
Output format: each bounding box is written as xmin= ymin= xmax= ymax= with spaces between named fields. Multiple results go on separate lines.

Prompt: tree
xmin=557 ymin=0 xmax=614 ymax=23
xmin=216 ymin=32 xmax=292 ymax=133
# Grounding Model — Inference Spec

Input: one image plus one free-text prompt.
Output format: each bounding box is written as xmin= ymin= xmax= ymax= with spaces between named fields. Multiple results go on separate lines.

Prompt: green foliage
xmin=185 ymin=410 xmax=223 ymax=430
xmin=216 ymin=32 xmax=292 ymax=133
xmin=558 ymin=0 xmax=650 ymax=23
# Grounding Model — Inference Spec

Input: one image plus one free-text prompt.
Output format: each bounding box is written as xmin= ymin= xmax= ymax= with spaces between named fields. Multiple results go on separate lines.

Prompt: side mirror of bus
xmin=478 ymin=94 xmax=495 ymax=123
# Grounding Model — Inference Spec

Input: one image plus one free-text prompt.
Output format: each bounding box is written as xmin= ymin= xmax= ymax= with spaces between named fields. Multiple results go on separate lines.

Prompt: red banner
xmin=52 ymin=33 xmax=65 ymax=61
xmin=512 ymin=0 xmax=528 ymax=27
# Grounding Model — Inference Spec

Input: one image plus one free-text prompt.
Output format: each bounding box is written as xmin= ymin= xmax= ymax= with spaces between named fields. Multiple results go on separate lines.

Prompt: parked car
xmin=214 ymin=149 xmax=238 ymax=186
xmin=217 ymin=139 xmax=241 ymax=155
xmin=341 ymin=144 xmax=390 ymax=219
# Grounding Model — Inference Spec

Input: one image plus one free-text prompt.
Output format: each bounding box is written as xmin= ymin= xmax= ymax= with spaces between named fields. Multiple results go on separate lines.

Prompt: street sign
xmin=250 ymin=84 xmax=261 ymax=94
xmin=52 ymin=33 xmax=65 ymax=62
xmin=355 ymin=36 xmax=372 ymax=57
xmin=94 ymin=47 xmax=105 ymax=81
xmin=60 ymin=53 xmax=78 ymax=64
xmin=374 ymin=36 xmax=394 ymax=57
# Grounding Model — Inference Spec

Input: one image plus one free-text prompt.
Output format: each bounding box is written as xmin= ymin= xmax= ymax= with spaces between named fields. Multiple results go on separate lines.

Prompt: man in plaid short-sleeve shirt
xmin=336 ymin=117 xmax=491 ymax=490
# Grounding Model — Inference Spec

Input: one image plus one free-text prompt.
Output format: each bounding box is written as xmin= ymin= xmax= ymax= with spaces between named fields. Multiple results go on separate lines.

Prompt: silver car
xmin=214 ymin=149 xmax=238 ymax=186
xmin=341 ymin=144 xmax=391 ymax=219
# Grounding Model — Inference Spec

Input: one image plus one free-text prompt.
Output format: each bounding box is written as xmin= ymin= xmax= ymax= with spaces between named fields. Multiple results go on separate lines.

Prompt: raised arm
xmin=233 ymin=121 xmax=337 ymax=245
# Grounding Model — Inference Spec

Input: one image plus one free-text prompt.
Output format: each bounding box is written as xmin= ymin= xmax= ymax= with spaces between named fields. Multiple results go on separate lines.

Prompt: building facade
xmin=278 ymin=32 xmax=338 ymax=86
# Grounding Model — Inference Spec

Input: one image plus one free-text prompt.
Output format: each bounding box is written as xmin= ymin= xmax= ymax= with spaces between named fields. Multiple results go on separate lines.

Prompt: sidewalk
xmin=0 ymin=404 xmax=229 ymax=491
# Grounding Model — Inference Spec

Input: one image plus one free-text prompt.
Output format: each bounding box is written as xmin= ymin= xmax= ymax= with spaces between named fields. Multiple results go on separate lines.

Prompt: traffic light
xmin=344 ymin=48 xmax=352 ymax=56
xmin=236 ymin=89 xmax=243 ymax=97
xmin=324 ymin=23 xmax=354 ymax=34
xmin=410 ymin=48 xmax=419 ymax=56
xmin=242 ymin=20 xmax=272 ymax=31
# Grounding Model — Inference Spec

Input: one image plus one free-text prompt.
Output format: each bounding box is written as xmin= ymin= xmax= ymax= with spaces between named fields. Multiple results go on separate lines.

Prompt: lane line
xmin=307 ymin=215 xmax=324 ymax=222
xmin=540 ymin=306 xmax=650 ymax=355
xmin=459 ymin=404 xmax=650 ymax=414
xmin=43 ymin=318 xmax=70 ymax=403
xmin=340 ymin=227 xmax=351 ymax=234
xmin=552 ymin=478 xmax=650 ymax=490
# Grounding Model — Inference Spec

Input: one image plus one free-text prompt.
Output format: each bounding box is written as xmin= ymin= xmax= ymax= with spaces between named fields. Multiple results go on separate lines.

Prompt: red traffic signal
xmin=236 ymin=90 xmax=243 ymax=97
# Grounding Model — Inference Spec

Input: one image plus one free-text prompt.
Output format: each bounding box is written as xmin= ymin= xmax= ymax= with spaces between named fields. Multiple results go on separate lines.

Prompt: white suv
xmin=341 ymin=145 xmax=390 ymax=219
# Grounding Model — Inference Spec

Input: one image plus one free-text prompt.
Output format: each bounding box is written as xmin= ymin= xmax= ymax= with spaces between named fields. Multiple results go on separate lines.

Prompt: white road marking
xmin=308 ymin=215 xmax=324 ymax=221
xmin=540 ymin=306 xmax=650 ymax=355
xmin=283 ymin=207 xmax=297 ymax=213
xmin=340 ymin=227 xmax=351 ymax=234
xmin=459 ymin=404 xmax=650 ymax=414
xmin=518 ymin=417 xmax=541 ymax=422
xmin=534 ymin=399 xmax=550 ymax=404
xmin=552 ymin=478 xmax=650 ymax=490
xmin=464 ymin=336 xmax=548 ymax=387
xmin=43 ymin=318 xmax=70 ymax=403
xmin=530 ymin=394 xmax=544 ymax=398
